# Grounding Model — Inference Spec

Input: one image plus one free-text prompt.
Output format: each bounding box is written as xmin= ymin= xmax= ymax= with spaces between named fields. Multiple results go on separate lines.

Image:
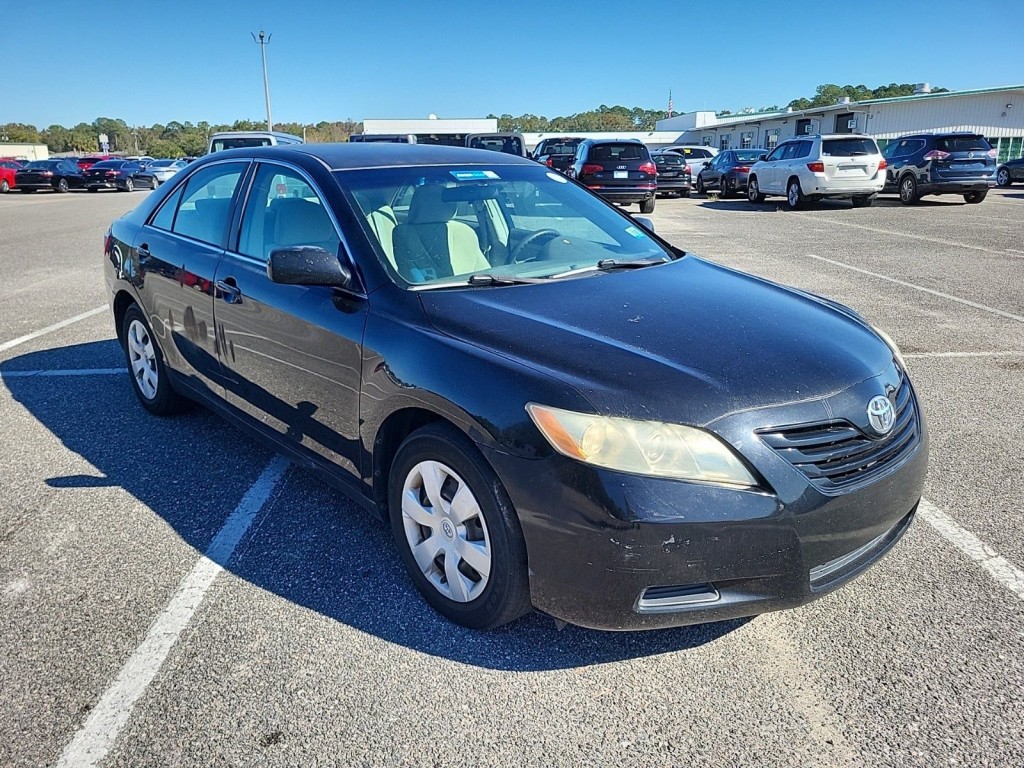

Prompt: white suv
xmin=746 ymin=134 xmax=886 ymax=209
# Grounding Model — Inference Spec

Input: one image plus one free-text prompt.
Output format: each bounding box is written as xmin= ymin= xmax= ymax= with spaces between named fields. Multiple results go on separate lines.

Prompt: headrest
xmin=273 ymin=198 xmax=335 ymax=246
xmin=407 ymin=185 xmax=457 ymax=225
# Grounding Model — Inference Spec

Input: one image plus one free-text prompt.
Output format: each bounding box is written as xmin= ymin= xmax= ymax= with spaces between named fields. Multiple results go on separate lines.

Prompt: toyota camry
xmin=103 ymin=144 xmax=927 ymax=631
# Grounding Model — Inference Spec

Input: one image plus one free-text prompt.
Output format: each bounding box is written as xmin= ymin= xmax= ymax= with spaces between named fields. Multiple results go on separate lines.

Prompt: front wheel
xmin=21 ymin=187 xmax=35 ymax=194
xmin=747 ymin=176 xmax=765 ymax=203
xmin=785 ymin=178 xmax=803 ymax=210
xmin=0 ymin=180 xmax=9 ymax=193
xmin=696 ymin=175 xmax=705 ymax=195
xmin=389 ymin=424 xmax=531 ymax=630
xmin=639 ymin=196 xmax=655 ymax=214
xmin=121 ymin=304 xmax=190 ymax=416
xmin=964 ymin=190 xmax=988 ymax=204
xmin=122 ymin=178 xmax=134 ymax=192
xmin=851 ymin=194 xmax=874 ymax=208
xmin=996 ymin=167 xmax=1011 ymax=187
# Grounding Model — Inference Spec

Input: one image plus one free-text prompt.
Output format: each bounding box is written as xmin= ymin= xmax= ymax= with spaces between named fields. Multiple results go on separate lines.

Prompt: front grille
xmin=758 ymin=378 xmax=919 ymax=491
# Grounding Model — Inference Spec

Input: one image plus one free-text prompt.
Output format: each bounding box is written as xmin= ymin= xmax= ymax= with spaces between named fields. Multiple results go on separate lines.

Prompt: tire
xmin=88 ymin=186 xmax=98 ymax=193
xmin=785 ymin=178 xmax=804 ymax=210
xmin=21 ymin=187 xmax=34 ymax=194
xmin=696 ymin=175 xmax=705 ymax=195
xmin=996 ymin=167 xmax=1011 ymax=187
xmin=851 ymin=194 xmax=874 ymax=208
xmin=747 ymin=176 xmax=765 ymax=202
xmin=964 ymin=190 xmax=988 ymax=204
xmin=0 ymin=180 xmax=8 ymax=193
xmin=389 ymin=423 xmax=531 ymax=630
xmin=639 ymin=196 xmax=655 ymax=214
xmin=898 ymin=174 xmax=920 ymax=205
xmin=57 ymin=178 xmax=69 ymax=193
xmin=151 ymin=178 xmax=160 ymax=188
xmin=719 ymin=176 xmax=732 ymax=199
xmin=122 ymin=178 xmax=134 ymax=192
xmin=121 ymin=303 xmax=190 ymax=416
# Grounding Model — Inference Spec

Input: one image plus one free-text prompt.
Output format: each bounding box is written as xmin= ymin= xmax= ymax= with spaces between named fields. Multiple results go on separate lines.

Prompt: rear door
xmin=929 ymin=135 xmax=996 ymax=184
xmin=819 ymin=137 xmax=882 ymax=190
xmin=213 ymin=161 xmax=368 ymax=481
xmin=134 ymin=160 xmax=249 ymax=392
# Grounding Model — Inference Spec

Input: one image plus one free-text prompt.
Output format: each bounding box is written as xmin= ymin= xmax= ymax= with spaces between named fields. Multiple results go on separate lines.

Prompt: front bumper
xmin=483 ymin=369 xmax=928 ymax=630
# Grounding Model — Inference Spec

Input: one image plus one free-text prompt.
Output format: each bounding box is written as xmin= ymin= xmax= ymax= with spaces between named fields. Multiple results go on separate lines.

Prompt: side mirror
xmin=634 ymin=216 xmax=655 ymax=233
xmin=702 ymin=161 xmax=710 ymax=168
xmin=758 ymin=154 xmax=768 ymax=161
xmin=267 ymin=246 xmax=352 ymax=287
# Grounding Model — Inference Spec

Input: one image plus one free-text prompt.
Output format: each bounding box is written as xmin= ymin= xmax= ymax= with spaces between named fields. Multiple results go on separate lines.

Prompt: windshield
xmin=341 ymin=164 xmax=672 ymax=288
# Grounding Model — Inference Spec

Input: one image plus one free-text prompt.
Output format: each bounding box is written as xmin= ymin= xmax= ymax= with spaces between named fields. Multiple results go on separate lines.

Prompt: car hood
xmin=419 ymin=257 xmax=893 ymax=426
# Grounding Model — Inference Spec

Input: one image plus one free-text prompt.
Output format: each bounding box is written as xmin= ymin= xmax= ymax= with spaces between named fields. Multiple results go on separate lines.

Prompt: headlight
xmin=871 ymin=326 xmax=908 ymax=371
xmin=526 ymin=403 xmax=757 ymax=487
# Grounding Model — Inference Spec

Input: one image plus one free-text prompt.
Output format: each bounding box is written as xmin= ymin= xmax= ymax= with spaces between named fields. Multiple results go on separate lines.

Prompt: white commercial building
xmin=656 ymin=84 xmax=1024 ymax=162
xmin=0 ymin=143 xmax=49 ymax=161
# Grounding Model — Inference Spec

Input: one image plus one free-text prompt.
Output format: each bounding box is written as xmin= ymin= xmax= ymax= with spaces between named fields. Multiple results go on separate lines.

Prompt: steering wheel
xmin=509 ymin=229 xmax=560 ymax=263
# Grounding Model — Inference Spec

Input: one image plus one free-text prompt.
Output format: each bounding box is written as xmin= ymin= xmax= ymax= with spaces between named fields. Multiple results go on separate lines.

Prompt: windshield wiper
xmin=466 ymin=273 xmax=547 ymax=286
xmin=548 ymin=257 xmax=668 ymax=280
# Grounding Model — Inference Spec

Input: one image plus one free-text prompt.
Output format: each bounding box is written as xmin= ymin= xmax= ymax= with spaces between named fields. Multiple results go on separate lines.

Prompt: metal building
xmin=655 ymin=84 xmax=1024 ymax=162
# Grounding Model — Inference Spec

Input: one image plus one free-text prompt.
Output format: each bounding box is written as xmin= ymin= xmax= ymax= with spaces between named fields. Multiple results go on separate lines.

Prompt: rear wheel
xmin=851 ymin=194 xmax=873 ymax=208
xmin=121 ymin=304 xmax=190 ymax=416
xmin=57 ymin=178 xmax=69 ymax=193
xmin=785 ymin=178 xmax=803 ymax=210
xmin=964 ymin=190 xmax=988 ymax=204
xmin=151 ymin=177 xmax=160 ymax=188
xmin=389 ymin=424 xmax=531 ymax=630
xmin=639 ymin=196 xmax=655 ymax=214
xmin=899 ymin=174 xmax=919 ymax=205
xmin=0 ymin=180 xmax=8 ymax=193
xmin=996 ymin=167 xmax=1011 ymax=187
xmin=88 ymin=186 xmax=98 ymax=193
xmin=747 ymin=176 xmax=765 ymax=203
xmin=719 ymin=177 xmax=732 ymax=199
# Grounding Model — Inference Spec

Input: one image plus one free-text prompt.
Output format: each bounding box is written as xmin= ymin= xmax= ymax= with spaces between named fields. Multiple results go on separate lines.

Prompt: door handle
xmin=216 ymin=278 xmax=242 ymax=304
xmin=137 ymin=243 xmax=151 ymax=261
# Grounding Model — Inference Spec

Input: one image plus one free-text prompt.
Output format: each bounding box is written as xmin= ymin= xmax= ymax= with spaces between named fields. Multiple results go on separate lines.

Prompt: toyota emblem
xmin=867 ymin=395 xmax=895 ymax=435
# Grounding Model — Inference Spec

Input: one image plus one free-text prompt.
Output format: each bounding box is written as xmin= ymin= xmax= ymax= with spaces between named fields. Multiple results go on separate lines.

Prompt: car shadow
xmin=1 ymin=340 xmax=747 ymax=671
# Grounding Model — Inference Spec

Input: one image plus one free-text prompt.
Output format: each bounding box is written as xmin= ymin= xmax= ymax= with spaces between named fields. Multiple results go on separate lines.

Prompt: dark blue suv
xmin=882 ymin=132 xmax=996 ymax=205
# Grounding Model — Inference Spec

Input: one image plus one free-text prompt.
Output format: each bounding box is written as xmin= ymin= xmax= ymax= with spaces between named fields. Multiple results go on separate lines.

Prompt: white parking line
xmin=919 ymin=499 xmax=1024 ymax=601
xmin=0 ymin=306 xmax=107 ymax=354
xmin=805 ymin=254 xmax=1024 ymax=324
xmin=54 ymin=456 xmax=290 ymax=768
xmin=2 ymin=368 xmax=126 ymax=378
xmin=796 ymin=215 xmax=1006 ymax=256
xmin=1007 ymin=248 xmax=1024 ymax=255
xmin=904 ymin=351 xmax=1024 ymax=358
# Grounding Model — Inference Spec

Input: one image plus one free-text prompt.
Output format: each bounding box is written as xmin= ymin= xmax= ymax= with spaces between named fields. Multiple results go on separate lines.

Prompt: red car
xmin=0 ymin=159 xmax=24 ymax=193
xmin=77 ymin=155 xmax=113 ymax=171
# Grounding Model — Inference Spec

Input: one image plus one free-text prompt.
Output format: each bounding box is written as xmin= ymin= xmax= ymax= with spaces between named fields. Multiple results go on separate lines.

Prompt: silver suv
xmin=747 ymin=134 xmax=886 ymax=209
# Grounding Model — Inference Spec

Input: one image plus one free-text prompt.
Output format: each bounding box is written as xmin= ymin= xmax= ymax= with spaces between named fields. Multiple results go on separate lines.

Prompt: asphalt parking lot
xmin=2 ymin=186 xmax=1022 ymax=767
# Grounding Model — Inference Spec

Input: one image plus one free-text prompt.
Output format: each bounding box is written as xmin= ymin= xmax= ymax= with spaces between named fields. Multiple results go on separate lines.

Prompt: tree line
xmin=0 ymin=83 xmax=947 ymax=156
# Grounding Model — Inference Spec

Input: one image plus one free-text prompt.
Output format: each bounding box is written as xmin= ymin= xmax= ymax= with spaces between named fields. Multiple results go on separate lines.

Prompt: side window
xmin=150 ymin=185 xmax=185 ymax=231
xmin=238 ymin=163 xmax=340 ymax=262
xmin=171 ymin=163 xmax=246 ymax=246
xmin=766 ymin=144 xmax=787 ymax=162
xmin=883 ymin=141 xmax=903 ymax=159
xmin=795 ymin=141 xmax=813 ymax=159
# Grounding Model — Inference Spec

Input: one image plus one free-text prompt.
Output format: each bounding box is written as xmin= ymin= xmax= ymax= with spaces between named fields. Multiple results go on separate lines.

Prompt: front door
xmin=213 ymin=161 xmax=368 ymax=481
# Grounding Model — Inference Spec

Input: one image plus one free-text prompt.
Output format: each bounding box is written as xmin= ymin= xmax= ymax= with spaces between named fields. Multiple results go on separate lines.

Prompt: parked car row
xmin=2 ymin=157 xmax=186 ymax=194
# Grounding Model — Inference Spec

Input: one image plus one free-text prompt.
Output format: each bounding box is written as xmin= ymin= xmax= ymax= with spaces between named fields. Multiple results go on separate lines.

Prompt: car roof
xmin=211 ymin=143 xmax=539 ymax=171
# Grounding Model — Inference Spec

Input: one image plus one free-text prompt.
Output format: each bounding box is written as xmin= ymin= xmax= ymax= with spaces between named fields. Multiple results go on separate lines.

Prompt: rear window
xmin=934 ymin=136 xmax=991 ymax=153
xmin=734 ymin=150 xmax=763 ymax=163
xmin=212 ymin=137 xmax=272 ymax=151
xmin=540 ymin=140 xmax=581 ymax=155
xmin=91 ymin=160 xmax=123 ymax=169
xmin=822 ymin=138 xmax=878 ymax=157
xmin=588 ymin=143 xmax=648 ymax=161
xmin=469 ymin=136 xmax=524 ymax=155
xmin=654 ymin=154 xmax=683 ymax=166
xmin=24 ymin=161 xmax=54 ymax=169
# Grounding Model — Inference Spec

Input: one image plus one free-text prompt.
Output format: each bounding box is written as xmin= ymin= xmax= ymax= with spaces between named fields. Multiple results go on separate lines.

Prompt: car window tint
xmin=766 ymin=145 xmax=786 ymax=162
xmin=151 ymin=185 xmax=185 ymax=231
xmin=238 ymin=163 xmax=339 ymax=262
xmin=795 ymin=141 xmax=812 ymax=159
xmin=588 ymin=144 xmax=646 ymax=161
xmin=822 ymin=138 xmax=878 ymax=156
xmin=781 ymin=143 xmax=800 ymax=161
xmin=171 ymin=163 xmax=246 ymax=246
xmin=934 ymin=136 xmax=991 ymax=153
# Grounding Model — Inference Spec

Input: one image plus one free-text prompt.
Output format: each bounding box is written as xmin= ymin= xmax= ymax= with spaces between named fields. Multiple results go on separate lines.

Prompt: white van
xmin=207 ymin=130 xmax=303 ymax=154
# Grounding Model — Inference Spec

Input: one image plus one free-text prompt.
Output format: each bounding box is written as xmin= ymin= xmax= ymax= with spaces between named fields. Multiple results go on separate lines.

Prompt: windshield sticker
xmin=545 ymin=171 xmax=568 ymax=184
xmin=449 ymin=170 xmax=500 ymax=181
xmin=624 ymin=225 xmax=647 ymax=239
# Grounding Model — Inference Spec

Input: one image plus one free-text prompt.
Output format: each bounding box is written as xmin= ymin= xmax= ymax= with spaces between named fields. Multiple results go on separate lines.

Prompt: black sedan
xmin=85 ymin=159 xmax=145 ymax=192
xmin=15 ymin=160 xmax=86 ymax=193
xmin=651 ymin=150 xmax=691 ymax=197
xmin=996 ymin=157 xmax=1024 ymax=187
xmin=104 ymin=144 xmax=927 ymax=631
xmin=695 ymin=148 xmax=765 ymax=197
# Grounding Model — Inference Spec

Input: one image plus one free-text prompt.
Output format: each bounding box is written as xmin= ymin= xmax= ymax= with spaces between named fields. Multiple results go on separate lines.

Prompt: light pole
xmin=251 ymin=30 xmax=273 ymax=131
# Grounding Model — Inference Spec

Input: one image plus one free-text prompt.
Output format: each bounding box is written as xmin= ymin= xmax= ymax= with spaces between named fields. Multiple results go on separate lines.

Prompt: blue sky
xmin=2 ymin=0 xmax=1022 ymax=128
